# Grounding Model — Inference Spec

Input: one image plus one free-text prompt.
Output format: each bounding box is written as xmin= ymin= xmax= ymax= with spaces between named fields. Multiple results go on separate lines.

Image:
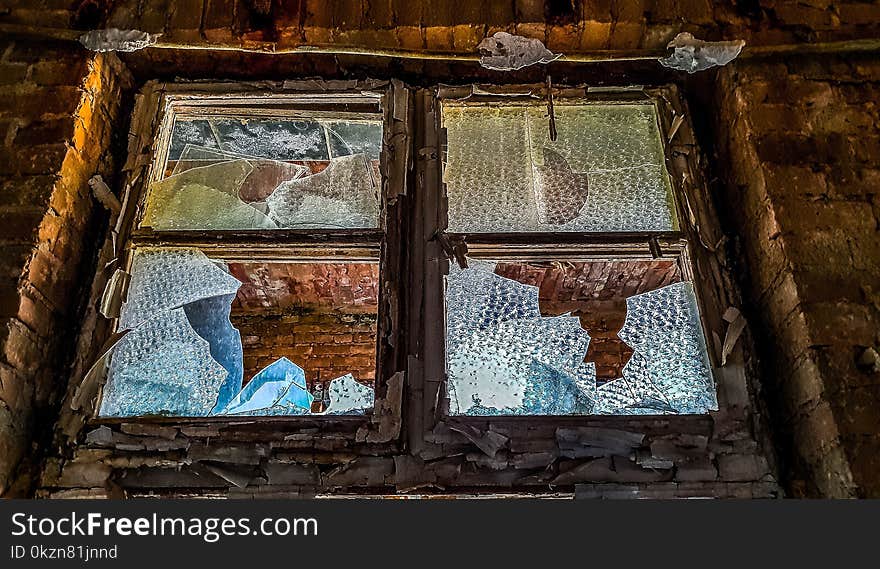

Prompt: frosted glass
xmin=323 ymin=373 xmax=374 ymax=415
xmin=446 ymin=263 xmax=596 ymax=415
xmin=169 ymin=118 xmax=383 ymax=162
xmin=442 ymin=103 xmax=677 ymax=233
xmin=266 ymin=153 xmax=380 ymax=229
xmin=100 ymin=308 xmax=229 ymax=417
xmin=446 ymin=262 xmax=716 ymax=416
xmin=119 ymin=248 xmax=242 ymax=330
xmin=601 ymin=281 xmax=717 ymax=414
xmin=326 ymin=121 xmax=383 ymax=159
xmin=169 ymin=119 xmax=328 ymax=161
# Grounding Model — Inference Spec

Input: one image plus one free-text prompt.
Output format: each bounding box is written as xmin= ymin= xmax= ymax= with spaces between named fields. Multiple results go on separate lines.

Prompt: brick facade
xmin=714 ymin=53 xmax=880 ymax=497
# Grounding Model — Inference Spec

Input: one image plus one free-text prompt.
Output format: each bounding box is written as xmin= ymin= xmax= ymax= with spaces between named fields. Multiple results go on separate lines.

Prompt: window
xmin=96 ymin=86 xmax=402 ymax=418
xmin=90 ymin=82 xmax=720 ymax=426
xmin=438 ymin=94 xmax=717 ymax=416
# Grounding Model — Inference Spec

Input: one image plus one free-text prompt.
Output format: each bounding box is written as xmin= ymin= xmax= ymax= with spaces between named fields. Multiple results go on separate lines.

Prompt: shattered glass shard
xmin=447 ymin=314 xmax=596 ymax=415
xmin=325 ymin=121 xmax=383 ymax=159
xmin=445 ymin=260 xmax=541 ymax=355
xmin=266 ymin=153 xmax=379 ymax=229
xmin=533 ymin=147 xmax=590 ymax=224
xmin=171 ymin=145 xmax=254 ymax=175
xmin=615 ymin=282 xmax=717 ymax=414
xmin=323 ymin=373 xmax=374 ymax=415
xmin=170 ymin=145 xmax=308 ymax=202
xmin=219 ymin=357 xmax=313 ymax=416
xmin=183 ymin=293 xmax=244 ymax=414
xmin=119 ymin=248 xmax=242 ymax=330
xmin=143 ymin=159 xmax=277 ymax=230
xmin=239 ymin=160 xmax=309 ymax=203
xmin=476 ymin=32 xmax=560 ymax=71
xmin=100 ymin=308 xmax=229 ymax=417
xmin=147 ymin=183 xmax=278 ymax=230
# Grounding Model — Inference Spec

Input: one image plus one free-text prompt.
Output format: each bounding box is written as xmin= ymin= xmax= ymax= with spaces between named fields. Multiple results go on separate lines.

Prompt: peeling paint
xmin=476 ymin=32 xmax=560 ymax=71
xmin=659 ymin=32 xmax=745 ymax=73
xmin=79 ymin=28 xmax=160 ymax=53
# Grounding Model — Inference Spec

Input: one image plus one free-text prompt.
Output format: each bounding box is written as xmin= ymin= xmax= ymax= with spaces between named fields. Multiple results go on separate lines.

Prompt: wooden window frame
xmin=82 ymin=80 xmax=411 ymax=448
xmin=408 ymin=83 xmax=741 ymax=454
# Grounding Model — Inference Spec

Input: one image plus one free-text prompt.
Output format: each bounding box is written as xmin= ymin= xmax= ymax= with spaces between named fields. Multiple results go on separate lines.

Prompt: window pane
xmin=445 ymin=259 xmax=716 ymax=416
xmin=141 ymin=116 xmax=382 ymax=230
xmin=100 ymin=248 xmax=377 ymax=417
xmin=442 ymin=103 xmax=677 ymax=233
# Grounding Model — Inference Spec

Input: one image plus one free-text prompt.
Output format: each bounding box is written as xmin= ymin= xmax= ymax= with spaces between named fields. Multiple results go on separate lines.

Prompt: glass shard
xmin=323 ymin=373 xmax=374 ymax=415
xmin=659 ymin=32 xmax=745 ymax=74
xmin=142 ymin=160 xmax=278 ymax=230
xmin=447 ymin=314 xmax=596 ymax=414
xmin=446 ymin=263 xmax=595 ymax=415
xmin=611 ymin=282 xmax=717 ymax=414
xmin=443 ymin=103 xmax=676 ymax=232
xmin=100 ymin=308 xmax=229 ymax=417
xmin=219 ymin=357 xmax=313 ymax=416
xmin=170 ymin=145 xmax=308 ymax=203
xmin=266 ymin=153 xmax=379 ymax=229
xmin=325 ymin=122 xmax=383 ymax=159
xmin=171 ymin=145 xmax=254 ymax=175
xmin=119 ymin=248 xmax=242 ymax=330
xmin=183 ymin=293 xmax=244 ymax=414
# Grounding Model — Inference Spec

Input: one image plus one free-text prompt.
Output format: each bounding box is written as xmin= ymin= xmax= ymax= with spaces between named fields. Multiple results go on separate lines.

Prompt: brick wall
xmin=236 ymin=312 xmax=377 ymax=388
xmin=0 ymin=39 xmax=132 ymax=496
xmin=89 ymin=0 xmax=880 ymax=53
xmin=714 ymin=54 xmax=880 ymax=497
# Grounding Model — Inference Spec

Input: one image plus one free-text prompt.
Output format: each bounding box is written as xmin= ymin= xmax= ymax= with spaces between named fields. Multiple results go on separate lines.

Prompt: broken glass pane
xmin=446 ymin=260 xmax=716 ymax=416
xmin=100 ymin=308 xmax=229 ymax=417
xmin=218 ymin=357 xmax=313 ymax=416
xmin=103 ymin=250 xmax=379 ymax=417
xmin=119 ymin=248 xmax=242 ymax=330
xmin=155 ymin=115 xmax=383 ymax=230
xmin=170 ymin=145 xmax=309 ymax=202
xmin=266 ymin=153 xmax=379 ymax=228
xmin=323 ymin=373 xmax=374 ymax=415
xmin=442 ymin=103 xmax=677 ymax=232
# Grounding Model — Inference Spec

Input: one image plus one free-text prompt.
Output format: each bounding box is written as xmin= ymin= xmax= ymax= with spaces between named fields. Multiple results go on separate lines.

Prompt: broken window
xmin=142 ymin=110 xmax=382 ymax=230
xmin=440 ymin=96 xmax=717 ymax=416
xmin=442 ymin=102 xmax=677 ymax=233
xmin=98 ymin=90 xmax=389 ymax=418
xmin=100 ymin=251 xmax=379 ymax=417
